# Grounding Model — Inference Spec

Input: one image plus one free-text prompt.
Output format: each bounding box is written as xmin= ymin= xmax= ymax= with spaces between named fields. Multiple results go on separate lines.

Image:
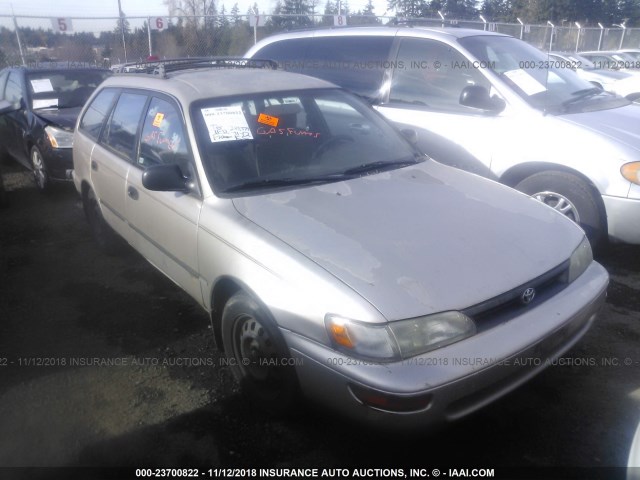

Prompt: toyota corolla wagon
xmin=73 ymin=59 xmax=608 ymax=429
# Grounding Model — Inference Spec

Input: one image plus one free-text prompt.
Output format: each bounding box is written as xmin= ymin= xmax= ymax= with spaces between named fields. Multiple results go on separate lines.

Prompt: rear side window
xmin=79 ymin=88 xmax=118 ymax=140
xmin=257 ymin=36 xmax=393 ymax=100
xmin=302 ymin=36 xmax=393 ymax=100
xmin=254 ymin=38 xmax=311 ymax=73
xmin=102 ymin=92 xmax=148 ymax=161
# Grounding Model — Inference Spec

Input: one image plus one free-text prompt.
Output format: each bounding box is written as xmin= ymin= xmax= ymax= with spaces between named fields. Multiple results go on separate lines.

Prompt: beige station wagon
xmin=72 ymin=60 xmax=608 ymax=429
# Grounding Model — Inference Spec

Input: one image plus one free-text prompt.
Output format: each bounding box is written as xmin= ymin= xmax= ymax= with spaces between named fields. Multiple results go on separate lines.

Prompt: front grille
xmin=462 ymin=260 xmax=570 ymax=331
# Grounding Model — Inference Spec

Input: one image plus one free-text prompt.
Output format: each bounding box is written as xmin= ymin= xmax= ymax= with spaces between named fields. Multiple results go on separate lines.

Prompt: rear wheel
xmin=221 ymin=291 xmax=299 ymax=415
xmin=30 ymin=145 xmax=49 ymax=192
xmin=515 ymin=171 xmax=606 ymax=250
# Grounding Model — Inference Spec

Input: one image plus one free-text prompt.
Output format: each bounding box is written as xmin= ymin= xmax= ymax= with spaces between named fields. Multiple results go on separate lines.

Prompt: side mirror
xmin=142 ymin=164 xmax=190 ymax=192
xmin=459 ymin=85 xmax=506 ymax=113
xmin=0 ymin=100 xmax=20 ymax=115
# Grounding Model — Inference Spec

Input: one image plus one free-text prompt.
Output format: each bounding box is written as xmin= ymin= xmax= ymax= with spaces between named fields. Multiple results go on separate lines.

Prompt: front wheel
xmin=31 ymin=145 xmax=49 ymax=192
xmin=515 ymin=171 xmax=606 ymax=250
xmin=221 ymin=291 xmax=299 ymax=415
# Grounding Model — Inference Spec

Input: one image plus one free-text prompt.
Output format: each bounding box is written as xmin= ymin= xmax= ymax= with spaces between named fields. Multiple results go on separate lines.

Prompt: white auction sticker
xmin=32 ymin=98 xmax=58 ymax=109
xmin=30 ymin=79 xmax=54 ymax=93
xmin=201 ymin=105 xmax=253 ymax=143
xmin=503 ymin=69 xmax=547 ymax=96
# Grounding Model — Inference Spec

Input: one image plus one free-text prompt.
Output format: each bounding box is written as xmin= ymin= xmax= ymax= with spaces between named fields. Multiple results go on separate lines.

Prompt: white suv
xmin=248 ymin=27 xmax=640 ymax=249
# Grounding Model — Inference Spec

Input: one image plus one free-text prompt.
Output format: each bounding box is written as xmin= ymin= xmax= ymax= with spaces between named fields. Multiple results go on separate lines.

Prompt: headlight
xmin=567 ymin=236 xmax=593 ymax=283
xmin=45 ymin=126 xmax=74 ymax=148
xmin=621 ymin=162 xmax=640 ymax=185
xmin=325 ymin=312 xmax=476 ymax=361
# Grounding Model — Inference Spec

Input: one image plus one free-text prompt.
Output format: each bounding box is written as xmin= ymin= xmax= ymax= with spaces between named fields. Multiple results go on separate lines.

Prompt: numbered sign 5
xmin=334 ymin=15 xmax=347 ymax=27
xmin=51 ymin=17 xmax=73 ymax=33
xmin=150 ymin=17 xmax=169 ymax=31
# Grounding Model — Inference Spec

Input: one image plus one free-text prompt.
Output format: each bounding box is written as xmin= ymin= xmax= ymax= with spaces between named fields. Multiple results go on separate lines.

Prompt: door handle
xmin=127 ymin=186 xmax=139 ymax=200
xmin=91 ymin=161 xmax=98 ymax=171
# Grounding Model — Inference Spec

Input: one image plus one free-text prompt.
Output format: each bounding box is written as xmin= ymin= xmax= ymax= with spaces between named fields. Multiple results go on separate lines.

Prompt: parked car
xmin=73 ymin=59 xmax=608 ymax=429
xmin=549 ymin=52 xmax=640 ymax=101
xmin=247 ymin=27 xmax=640 ymax=248
xmin=579 ymin=51 xmax=640 ymax=72
xmin=619 ymin=49 xmax=640 ymax=61
xmin=0 ymin=67 xmax=111 ymax=191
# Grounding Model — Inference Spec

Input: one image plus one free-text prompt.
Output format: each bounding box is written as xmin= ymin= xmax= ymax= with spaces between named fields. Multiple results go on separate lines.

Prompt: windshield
xmin=27 ymin=70 xmax=111 ymax=110
xmin=192 ymin=88 xmax=421 ymax=196
xmin=459 ymin=36 xmax=629 ymax=113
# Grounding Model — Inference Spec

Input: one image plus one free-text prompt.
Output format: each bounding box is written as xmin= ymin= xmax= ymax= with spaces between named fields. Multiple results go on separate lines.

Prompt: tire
xmin=221 ymin=291 xmax=300 ymax=415
xmin=82 ymin=187 xmax=121 ymax=254
xmin=515 ymin=171 xmax=606 ymax=250
xmin=30 ymin=145 xmax=49 ymax=192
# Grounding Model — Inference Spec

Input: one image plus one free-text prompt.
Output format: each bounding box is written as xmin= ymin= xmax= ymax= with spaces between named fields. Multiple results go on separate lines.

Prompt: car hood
xmin=559 ymin=104 xmax=640 ymax=152
xmin=232 ymin=161 xmax=583 ymax=321
xmin=33 ymin=106 xmax=82 ymax=130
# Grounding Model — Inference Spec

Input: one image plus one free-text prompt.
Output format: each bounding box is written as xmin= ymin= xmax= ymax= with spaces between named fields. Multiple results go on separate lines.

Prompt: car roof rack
xmin=114 ymin=57 xmax=278 ymax=78
xmin=390 ymin=18 xmax=460 ymax=28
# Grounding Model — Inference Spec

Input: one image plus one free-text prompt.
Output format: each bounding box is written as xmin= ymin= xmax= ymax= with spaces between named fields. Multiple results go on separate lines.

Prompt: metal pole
xmin=575 ymin=23 xmax=581 ymax=53
xmin=517 ymin=18 xmax=524 ymax=40
xmin=11 ymin=4 xmax=25 ymax=66
xmin=118 ymin=0 xmax=128 ymax=62
xmin=598 ymin=23 xmax=604 ymax=51
xmin=147 ymin=17 xmax=152 ymax=57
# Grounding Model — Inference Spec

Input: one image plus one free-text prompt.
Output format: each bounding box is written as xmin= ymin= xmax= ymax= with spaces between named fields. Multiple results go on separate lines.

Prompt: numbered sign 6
xmin=150 ymin=17 xmax=169 ymax=31
xmin=51 ymin=18 xmax=73 ymax=33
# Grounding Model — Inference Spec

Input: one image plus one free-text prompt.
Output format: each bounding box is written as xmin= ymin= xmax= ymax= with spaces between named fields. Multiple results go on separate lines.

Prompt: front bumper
xmin=283 ymin=261 xmax=608 ymax=430
xmin=39 ymin=143 xmax=73 ymax=181
xmin=603 ymin=194 xmax=640 ymax=244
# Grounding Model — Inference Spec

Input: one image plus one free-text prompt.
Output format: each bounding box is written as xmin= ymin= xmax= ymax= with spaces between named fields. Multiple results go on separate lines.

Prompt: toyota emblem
xmin=521 ymin=287 xmax=536 ymax=305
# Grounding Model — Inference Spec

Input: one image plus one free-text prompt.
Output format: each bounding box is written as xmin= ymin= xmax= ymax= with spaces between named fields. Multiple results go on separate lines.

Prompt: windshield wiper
xmin=561 ymin=87 xmax=604 ymax=108
xmin=224 ymin=174 xmax=348 ymax=193
xmin=343 ymin=156 xmax=421 ymax=176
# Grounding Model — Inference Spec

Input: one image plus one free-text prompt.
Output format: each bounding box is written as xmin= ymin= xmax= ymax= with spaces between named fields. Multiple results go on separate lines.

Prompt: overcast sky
xmin=0 ymin=0 xmax=393 ymax=33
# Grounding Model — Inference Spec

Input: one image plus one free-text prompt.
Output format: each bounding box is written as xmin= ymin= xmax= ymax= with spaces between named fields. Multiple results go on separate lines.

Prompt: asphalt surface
xmin=1 ymin=163 xmax=639 ymax=478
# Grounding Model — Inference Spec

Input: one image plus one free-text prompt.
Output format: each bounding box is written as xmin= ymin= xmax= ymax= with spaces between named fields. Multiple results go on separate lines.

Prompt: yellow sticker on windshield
xmin=152 ymin=113 xmax=165 ymax=127
xmin=258 ymin=113 xmax=279 ymax=127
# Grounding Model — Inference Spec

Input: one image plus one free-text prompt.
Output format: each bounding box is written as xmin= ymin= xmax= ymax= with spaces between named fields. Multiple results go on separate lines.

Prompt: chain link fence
xmin=1 ymin=13 xmax=640 ymax=69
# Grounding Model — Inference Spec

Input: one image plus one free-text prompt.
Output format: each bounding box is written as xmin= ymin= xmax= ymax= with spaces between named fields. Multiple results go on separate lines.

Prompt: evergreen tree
xmin=388 ymin=0 xmax=428 ymax=18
